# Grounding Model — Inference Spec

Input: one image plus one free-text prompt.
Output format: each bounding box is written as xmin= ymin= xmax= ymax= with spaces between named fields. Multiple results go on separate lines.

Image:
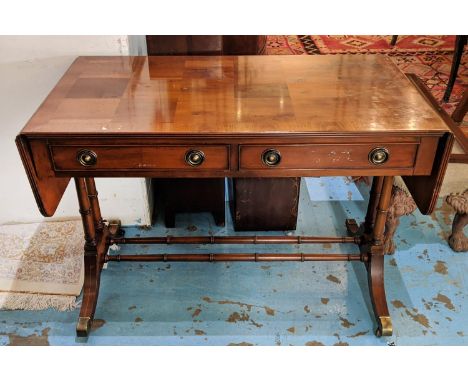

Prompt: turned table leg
xmin=347 ymin=176 xmax=394 ymax=336
xmin=75 ymin=177 xmax=105 ymax=337
xmin=364 ymin=176 xmax=384 ymax=236
xmin=346 ymin=176 xmax=383 ymax=238
xmin=85 ymin=178 xmax=105 ymax=232
xmin=366 ymin=176 xmax=394 ymax=336
xmin=347 ymin=177 xmax=418 ymax=255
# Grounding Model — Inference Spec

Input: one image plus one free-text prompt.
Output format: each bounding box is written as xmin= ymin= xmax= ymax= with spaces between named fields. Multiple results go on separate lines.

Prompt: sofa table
xmin=16 ymin=55 xmax=453 ymax=337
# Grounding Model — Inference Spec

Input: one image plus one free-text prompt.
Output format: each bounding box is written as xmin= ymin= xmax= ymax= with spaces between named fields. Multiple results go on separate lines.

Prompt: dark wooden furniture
xmin=146 ymin=35 xmax=267 ymax=56
xmin=152 ymin=178 xmax=225 ymax=227
xmin=228 ymin=177 xmax=300 ymax=231
xmin=16 ymin=55 xmax=453 ymax=338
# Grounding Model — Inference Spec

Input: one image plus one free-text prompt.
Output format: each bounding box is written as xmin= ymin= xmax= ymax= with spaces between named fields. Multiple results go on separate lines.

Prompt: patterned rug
xmin=310 ymin=35 xmax=456 ymax=55
xmin=0 ymin=220 xmax=84 ymax=311
xmin=265 ymin=35 xmax=467 ymax=117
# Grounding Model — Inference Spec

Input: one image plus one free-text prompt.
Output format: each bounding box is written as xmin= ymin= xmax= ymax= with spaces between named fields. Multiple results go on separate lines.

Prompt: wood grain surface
xmin=14 ymin=55 xmax=456 ymax=337
xmin=20 ymin=55 xmax=448 ymax=136
xmin=16 ymin=55 xmax=452 ymax=217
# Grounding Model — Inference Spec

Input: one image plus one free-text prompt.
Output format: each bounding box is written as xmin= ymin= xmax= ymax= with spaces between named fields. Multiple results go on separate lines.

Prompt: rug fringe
xmin=0 ymin=292 xmax=78 ymax=311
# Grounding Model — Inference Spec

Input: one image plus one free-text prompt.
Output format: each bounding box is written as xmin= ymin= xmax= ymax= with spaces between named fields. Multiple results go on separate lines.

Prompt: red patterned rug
xmin=265 ymin=35 xmax=467 ymax=117
xmin=311 ymin=35 xmax=456 ymax=55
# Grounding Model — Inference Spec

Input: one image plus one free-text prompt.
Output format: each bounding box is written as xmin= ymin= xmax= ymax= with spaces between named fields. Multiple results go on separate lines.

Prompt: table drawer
xmin=239 ymin=143 xmax=418 ymax=170
xmin=50 ymin=145 xmax=230 ymax=171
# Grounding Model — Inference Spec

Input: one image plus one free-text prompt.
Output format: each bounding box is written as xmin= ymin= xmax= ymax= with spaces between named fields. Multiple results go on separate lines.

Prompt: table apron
xmin=51 ymin=168 xmax=417 ymax=177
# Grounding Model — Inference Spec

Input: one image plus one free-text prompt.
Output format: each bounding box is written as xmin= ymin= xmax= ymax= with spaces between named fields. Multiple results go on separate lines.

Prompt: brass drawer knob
xmin=369 ymin=147 xmax=389 ymax=165
xmin=262 ymin=149 xmax=281 ymax=167
xmin=185 ymin=149 xmax=205 ymax=167
xmin=77 ymin=149 xmax=97 ymax=167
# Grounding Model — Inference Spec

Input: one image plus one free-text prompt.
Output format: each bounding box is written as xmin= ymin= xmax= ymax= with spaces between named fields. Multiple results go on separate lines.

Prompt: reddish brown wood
xmin=222 ymin=35 xmax=267 ymax=55
xmin=412 ymin=137 xmax=440 ymax=175
xmin=15 ymin=55 xmax=454 ymax=338
xmin=106 ymin=253 xmax=364 ymax=262
xmin=239 ymin=143 xmax=418 ymax=170
xmin=110 ymin=235 xmax=358 ymax=245
xmin=403 ymin=132 xmax=454 ymax=215
xmin=402 ymin=74 xmax=456 ymax=215
xmin=372 ymin=177 xmax=393 ymax=246
xmin=146 ymin=35 xmax=267 ymax=56
xmin=85 ymin=178 xmax=104 ymax=231
xmin=364 ymin=176 xmax=384 ymax=235
xmin=15 ymin=135 xmax=70 ymax=217
xmin=22 ymin=134 xmax=439 ymax=182
xmin=146 ymin=35 xmax=221 ymax=56
xmin=74 ymin=178 xmax=99 ymax=337
xmin=75 ymin=178 xmax=96 ymax=247
xmin=367 ymin=176 xmax=394 ymax=337
xmin=229 ymin=177 xmax=300 ymax=231
xmin=51 ymin=145 xmax=230 ymax=171
xmin=449 ymin=153 xmax=468 ymax=163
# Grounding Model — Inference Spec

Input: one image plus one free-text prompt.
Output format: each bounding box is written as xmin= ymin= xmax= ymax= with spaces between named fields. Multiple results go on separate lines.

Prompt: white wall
xmin=0 ymin=36 xmax=151 ymax=226
xmin=0 ymin=36 xmax=132 ymax=63
xmin=128 ymin=35 xmax=147 ymax=56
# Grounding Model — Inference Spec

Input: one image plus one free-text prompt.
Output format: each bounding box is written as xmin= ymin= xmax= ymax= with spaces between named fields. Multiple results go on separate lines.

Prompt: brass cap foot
xmin=76 ymin=316 xmax=91 ymax=337
xmin=375 ymin=316 xmax=393 ymax=337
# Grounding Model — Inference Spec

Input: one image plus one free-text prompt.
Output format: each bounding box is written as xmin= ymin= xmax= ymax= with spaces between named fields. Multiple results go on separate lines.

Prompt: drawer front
xmin=50 ymin=145 xmax=229 ymax=171
xmin=239 ymin=143 xmax=418 ymax=170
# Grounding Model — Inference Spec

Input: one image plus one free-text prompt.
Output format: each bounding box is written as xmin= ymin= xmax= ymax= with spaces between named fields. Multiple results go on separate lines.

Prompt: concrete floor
xmin=0 ymin=178 xmax=466 ymax=345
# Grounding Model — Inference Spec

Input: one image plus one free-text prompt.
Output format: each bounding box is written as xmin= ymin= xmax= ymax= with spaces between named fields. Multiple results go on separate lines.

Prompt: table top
xmin=21 ymin=55 xmax=448 ymax=137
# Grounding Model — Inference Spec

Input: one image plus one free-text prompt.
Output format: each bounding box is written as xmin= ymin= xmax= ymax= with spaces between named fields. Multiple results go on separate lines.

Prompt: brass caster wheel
xmin=76 ymin=316 xmax=91 ymax=337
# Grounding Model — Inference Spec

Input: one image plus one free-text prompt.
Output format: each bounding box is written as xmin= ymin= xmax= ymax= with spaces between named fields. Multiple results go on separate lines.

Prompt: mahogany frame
xmin=73 ymin=175 xmax=394 ymax=338
xmin=14 ymin=56 xmax=455 ymax=339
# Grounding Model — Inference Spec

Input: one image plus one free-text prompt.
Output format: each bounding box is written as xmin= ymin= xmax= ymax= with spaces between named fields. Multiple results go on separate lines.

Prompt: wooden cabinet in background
xmin=152 ymin=178 xmax=226 ymax=228
xmin=146 ymin=35 xmax=267 ymax=56
xmin=229 ymin=178 xmax=300 ymax=231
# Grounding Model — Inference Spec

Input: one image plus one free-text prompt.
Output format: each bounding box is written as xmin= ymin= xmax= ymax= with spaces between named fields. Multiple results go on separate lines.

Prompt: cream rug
xmin=0 ymin=220 xmax=84 ymax=311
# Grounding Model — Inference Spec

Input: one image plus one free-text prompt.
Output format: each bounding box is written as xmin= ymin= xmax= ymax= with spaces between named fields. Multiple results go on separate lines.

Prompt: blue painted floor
xmin=0 ymin=178 xmax=466 ymax=345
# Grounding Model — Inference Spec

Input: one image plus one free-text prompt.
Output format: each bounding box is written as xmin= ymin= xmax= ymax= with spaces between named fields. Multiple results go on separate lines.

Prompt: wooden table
xmin=16 ymin=55 xmax=453 ymax=337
